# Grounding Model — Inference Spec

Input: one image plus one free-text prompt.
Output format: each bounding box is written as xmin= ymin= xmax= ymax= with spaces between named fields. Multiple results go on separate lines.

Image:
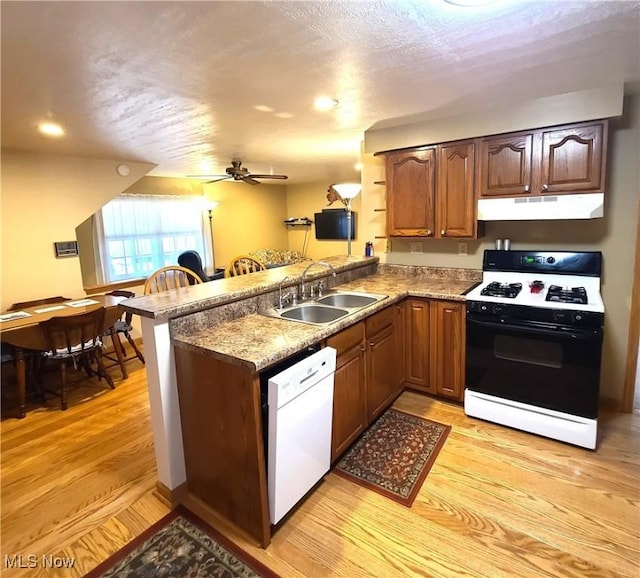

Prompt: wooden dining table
xmin=0 ymin=295 xmax=126 ymax=418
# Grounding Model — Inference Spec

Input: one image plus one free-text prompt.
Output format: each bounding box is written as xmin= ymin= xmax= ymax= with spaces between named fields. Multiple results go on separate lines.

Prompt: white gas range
xmin=464 ymin=250 xmax=605 ymax=450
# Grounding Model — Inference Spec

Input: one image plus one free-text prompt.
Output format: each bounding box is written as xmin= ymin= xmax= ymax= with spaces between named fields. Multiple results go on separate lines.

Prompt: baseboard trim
xmin=154 ymin=480 xmax=189 ymax=509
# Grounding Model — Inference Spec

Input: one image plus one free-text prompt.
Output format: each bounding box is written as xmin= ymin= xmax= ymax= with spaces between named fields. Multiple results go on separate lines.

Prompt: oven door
xmin=466 ymin=314 xmax=603 ymax=418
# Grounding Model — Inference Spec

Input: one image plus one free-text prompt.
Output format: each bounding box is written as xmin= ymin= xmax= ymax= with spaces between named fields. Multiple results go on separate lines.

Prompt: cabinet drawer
xmin=327 ymin=321 xmax=365 ymax=358
xmin=365 ymin=305 xmax=395 ymax=337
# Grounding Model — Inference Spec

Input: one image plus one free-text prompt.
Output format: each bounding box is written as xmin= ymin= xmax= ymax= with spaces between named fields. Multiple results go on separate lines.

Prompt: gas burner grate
xmin=546 ymin=285 xmax=588 ymax=304
xmin=480 ymin=282 xmax=523 ymax=299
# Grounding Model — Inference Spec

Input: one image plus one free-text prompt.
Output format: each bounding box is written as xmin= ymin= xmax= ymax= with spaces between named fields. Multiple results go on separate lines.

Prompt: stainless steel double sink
xmin=261 ymin=290 xmax=388 ymax=326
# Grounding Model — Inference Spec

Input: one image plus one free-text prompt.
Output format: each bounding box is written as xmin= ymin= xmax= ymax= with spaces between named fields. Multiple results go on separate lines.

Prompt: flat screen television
xmin=314 ymin=209 xmax=356 ymax=240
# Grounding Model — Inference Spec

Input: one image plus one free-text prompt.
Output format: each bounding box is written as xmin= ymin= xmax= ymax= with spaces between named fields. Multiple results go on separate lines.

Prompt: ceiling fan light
xmin=333 ymin=183 xmax=361 ymax=199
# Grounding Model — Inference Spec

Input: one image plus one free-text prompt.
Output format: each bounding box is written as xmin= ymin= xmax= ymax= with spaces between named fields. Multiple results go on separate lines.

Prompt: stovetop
xmin=466 ymin=272 xmax=604 ymax=313
xmin=466 ymin=250 xmax=604 ymax=316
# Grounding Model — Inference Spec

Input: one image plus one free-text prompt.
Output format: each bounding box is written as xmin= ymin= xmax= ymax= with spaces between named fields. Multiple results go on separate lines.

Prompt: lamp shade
xmin=332 ymin=183 xmax=361 ymax=200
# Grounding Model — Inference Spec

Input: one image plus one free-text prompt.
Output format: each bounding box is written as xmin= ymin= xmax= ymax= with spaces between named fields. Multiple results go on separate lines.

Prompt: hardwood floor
xmin=1 ymin=362 xmax=639 ymax=577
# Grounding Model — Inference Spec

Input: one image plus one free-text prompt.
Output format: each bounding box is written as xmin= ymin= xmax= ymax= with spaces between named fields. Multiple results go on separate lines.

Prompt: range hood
xmin=477 ymin=193 xmax=604 ymax=221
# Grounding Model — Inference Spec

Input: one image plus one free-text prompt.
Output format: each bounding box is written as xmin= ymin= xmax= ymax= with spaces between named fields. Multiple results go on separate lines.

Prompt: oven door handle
xmin=467 ymin=315 xmax=603 ymax=342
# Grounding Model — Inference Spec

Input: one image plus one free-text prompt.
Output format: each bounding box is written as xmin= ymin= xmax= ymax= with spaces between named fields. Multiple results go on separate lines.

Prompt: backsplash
xmin=378 ymin=263 xmax=482 ymax=282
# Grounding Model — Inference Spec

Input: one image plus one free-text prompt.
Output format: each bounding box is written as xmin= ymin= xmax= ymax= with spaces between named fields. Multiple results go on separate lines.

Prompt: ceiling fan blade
xmin=241 ymin=176 xmax=260 ymax=185
xmin=248 ymin=174 xmax=288 ymax=180
xmin=204 ymin=176 xmax=232 ymax=184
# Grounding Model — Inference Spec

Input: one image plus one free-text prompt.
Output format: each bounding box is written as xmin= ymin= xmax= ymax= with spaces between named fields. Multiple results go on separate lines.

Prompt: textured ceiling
xmin=2 ymin=0 xmax=639 ymax=184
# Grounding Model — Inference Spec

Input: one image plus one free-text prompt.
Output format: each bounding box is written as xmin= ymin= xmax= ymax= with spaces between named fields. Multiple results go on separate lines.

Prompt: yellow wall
xmin=360 ymin=94 xmax=640 ymax=402
xmin=0 ymin=150 xmax=154 ymax=311
xmin=286 ymin=182 xmax=363 ymax=260
xmin=203 ymin=180 xmax=289 ymax=270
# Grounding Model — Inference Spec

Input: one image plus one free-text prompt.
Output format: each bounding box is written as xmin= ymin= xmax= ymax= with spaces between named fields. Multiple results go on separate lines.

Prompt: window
xmin=97 ymin=194 xmax=207 ymax=283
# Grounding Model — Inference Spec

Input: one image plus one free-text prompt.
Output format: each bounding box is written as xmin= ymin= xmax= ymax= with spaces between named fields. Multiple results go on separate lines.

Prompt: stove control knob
xmin=547 ymin=256 xmax=556 ymax=264
xmin=481 ymin=304 xmax=488 ymax=312
xmin=493 ymin=304 xmax=503 ymax=314
xmin=575 ymin=314 xmax=583 ymax=321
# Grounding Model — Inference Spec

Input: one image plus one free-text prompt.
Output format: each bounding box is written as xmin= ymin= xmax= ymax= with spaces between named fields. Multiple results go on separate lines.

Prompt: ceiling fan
xmin=189 ymin=159 xmax=288 ymax=185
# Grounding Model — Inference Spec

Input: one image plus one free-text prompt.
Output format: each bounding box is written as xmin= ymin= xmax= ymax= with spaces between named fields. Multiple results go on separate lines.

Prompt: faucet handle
xmin=318 ymin=280 xmax=325 ymax=296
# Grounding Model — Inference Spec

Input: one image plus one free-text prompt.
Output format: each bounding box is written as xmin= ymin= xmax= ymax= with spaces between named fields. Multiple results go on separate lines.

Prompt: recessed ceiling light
xmin=274 ymin=112 xmax=293 ymax=119
xmin=254 ymin=105 xmax=274 ymax=113
xmin=314 ymin=96 xmax=339 ymax=111
xmin=38 ymin=122 xmax=65 ymax=137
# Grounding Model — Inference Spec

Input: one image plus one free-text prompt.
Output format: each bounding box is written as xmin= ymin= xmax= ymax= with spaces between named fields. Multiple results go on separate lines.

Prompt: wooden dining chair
xmin=101 ymin=290 xmax=145 ymax=379
xmin=39 ymin=307 xmax=114 ymax=410
xmin=143 ymin=266 xmax=204 ymax=295
xmin=8 ymin=296 xmax=71 ymax=311
xmin=224 ymin=255 xmax=267 ymax=278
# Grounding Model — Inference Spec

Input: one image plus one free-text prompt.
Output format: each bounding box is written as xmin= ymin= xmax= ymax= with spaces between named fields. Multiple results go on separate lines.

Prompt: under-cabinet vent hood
xmin=477 ymin=193 xmax=604 ymax=221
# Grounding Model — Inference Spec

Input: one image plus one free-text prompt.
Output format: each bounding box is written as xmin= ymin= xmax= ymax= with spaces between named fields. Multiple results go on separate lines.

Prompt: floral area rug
xmin=84 ymin=507 xmax=279 ymax=578
xmin=334 ymin=408 xmax=450 ymax=506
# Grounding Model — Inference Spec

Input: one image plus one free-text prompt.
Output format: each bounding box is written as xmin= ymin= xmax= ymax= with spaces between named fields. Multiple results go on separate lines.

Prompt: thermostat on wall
xmin=54 ymin=241 xmax=79 ymax=258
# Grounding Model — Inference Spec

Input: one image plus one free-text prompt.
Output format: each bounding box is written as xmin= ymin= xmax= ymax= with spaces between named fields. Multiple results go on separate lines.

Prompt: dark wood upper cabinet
xmin=437 ymin=141 xmax=477 ymax=238
xmin=477 ymin=133 xmax=534 ymax=197
xmin=386 ymin=148 xmax=436 ymax=237
xmin=539 ymin=122 xmax=606 ymax=194
xmin=478 ymin=120 xmax=608 ymax=198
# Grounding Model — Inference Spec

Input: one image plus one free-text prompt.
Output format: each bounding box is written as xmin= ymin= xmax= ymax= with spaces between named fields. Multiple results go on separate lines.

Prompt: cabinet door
xmin=404 ymin=299 xmax=432 ymax=392
xmin=429 ymin=300 xmax=465 ymax=401
xmin=437 ymin=142 xmax=477 ymax=238
xmin=395 ymin=301 xmax=406 ymax=394
xmin=477 ymin=133 xmax=533 ymax=197
xmin=386 ymin=148 xmax=436 ymax=237
xmin=366 ymin=324 xmax=397 ymax=423
xmin=331 ymin=343 xmax=367 ymax=463
xmin=539 ymin=121 xmax=607 ymax=194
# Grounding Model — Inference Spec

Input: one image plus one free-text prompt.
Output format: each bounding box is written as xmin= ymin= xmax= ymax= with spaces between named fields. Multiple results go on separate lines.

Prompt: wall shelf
xmin=373 ymin=180 xmax=386 ymax=185
xmin=373 ymin=208 xmax=386 ymax=212
xmin=284 ymin=218 xmax=312 ymax=227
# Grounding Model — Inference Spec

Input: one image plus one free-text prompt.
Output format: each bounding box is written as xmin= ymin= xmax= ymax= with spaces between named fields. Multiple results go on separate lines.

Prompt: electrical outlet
xmin=458 ymin=242 xmax=468 ymax=256
xmin=410 ymin=242 xmax=423 ymax=254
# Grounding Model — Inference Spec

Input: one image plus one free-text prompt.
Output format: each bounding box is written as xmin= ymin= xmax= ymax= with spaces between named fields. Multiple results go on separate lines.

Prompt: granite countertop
xmin=173 ymin=272 xmax=478 ymax=372
xmin=121 ymin=255 xmax=378 ymax=320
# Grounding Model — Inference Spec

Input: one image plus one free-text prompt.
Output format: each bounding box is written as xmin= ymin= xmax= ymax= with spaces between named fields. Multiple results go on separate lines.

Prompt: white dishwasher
xmin=266 ymin=346 xmax=336 ymax=525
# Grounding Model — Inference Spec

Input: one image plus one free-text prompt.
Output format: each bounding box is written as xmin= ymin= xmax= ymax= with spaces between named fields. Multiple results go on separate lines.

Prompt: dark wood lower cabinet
xmin=404 ymin=299 xmax=431 ymax=392
xmin=405 ymin=298 xmax=465 ymax=401
xmin=329 ymin=334 xmax=367 ymax=463
xmin=366 ymin=323 xmax=396 ymax=423
xmin=429 ymin=300 xmax=465 ymax=401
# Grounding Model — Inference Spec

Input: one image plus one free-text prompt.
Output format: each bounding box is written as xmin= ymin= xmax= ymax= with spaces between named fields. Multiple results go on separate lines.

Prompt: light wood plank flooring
xmin=2 ymin=362 xmax=639 ymax=577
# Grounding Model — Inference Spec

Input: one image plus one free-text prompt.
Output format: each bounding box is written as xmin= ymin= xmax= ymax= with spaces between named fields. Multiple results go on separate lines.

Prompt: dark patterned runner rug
xmin=334 ymin=408 xmax=450 ymax=507
xmin=84 ymin=507 xmax=279 ymax=578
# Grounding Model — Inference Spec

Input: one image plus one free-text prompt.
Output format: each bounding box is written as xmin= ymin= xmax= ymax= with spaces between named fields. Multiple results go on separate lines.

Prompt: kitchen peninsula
xmin=121 ymin=255 xmax=480 ymax=546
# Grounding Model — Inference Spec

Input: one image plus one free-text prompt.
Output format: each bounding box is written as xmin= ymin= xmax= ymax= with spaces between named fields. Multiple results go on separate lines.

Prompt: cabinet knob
xmin=524 ymin=185 xmax=530 ymax=193
xmin=368 ymin=341 xmax=375 ymax=347
xmin=426 ymin=229 xmax=433 ymax=236
xmin=360 ymin=344 xmax=366 ymax=351
xmin=441 ymin=230 xmax=446 ymax=236
xmin=542 ymin=184 xmax=549 ymax=191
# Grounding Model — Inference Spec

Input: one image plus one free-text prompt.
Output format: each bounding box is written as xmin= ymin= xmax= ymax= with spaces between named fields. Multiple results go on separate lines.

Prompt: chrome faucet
xmin=300 ymin=261 xmax=337 ymax=300
xmin=278 ymin=276 xmax=290 ymax=309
